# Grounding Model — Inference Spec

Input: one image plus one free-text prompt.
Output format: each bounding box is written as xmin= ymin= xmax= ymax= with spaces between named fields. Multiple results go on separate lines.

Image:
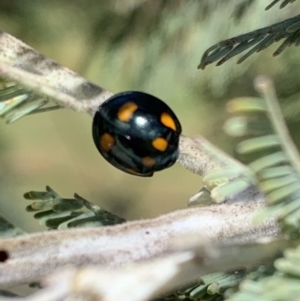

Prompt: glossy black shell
xmin=92 ymin=91 xmax=182 ymax=177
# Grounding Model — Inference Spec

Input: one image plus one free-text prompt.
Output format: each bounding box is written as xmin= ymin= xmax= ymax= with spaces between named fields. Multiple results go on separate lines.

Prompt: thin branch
xmin=0 ymin=238 xmax=290 ymax=301
xmin=178 ymin=135 xmax=240 ymax=177
xmin=41 ymin=239 xmax=290 ymax=301
xmin=0 ymin=31 xmax=236 ymax=177
xmin=0 ymin=200 xmax=278 ymax=286
xmin=0 ymin=31 xmax=113 ymax=114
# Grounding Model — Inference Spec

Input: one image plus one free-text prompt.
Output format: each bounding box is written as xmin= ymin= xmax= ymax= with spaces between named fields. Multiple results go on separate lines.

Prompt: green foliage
xmin=0 ymin=215 xmax=25 ymax=237
xmin=224 ymin=78 xmax=300 ymax=237
xmin=266 ymin=0 xmax=298 ymax=10
xmin=195 ymin=0 xmax=300 ymax=293
xmin=24 ymin=186 xmax=125 ymax=229
xmin=0 ymin=79 xmax=60 ymax=123
xmin=233 ymin=0 xmax=297 ymax=19
xmin=199 ymin=14 xmax=300 ymax=69
xmin=171 ymin=271 xmax=246 ymax=301
xmin=215 ymin=78 xmax=300 ymax=300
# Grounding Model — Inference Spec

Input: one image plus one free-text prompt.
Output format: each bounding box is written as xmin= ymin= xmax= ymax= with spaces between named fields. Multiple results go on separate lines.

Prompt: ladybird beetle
xmin=92 ymin=91 xmax=182 ymax=177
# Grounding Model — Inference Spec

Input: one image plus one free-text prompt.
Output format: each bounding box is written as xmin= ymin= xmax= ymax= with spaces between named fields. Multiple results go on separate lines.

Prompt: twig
xmin=0 ymin=238 xmax=289 ymax=301
xmin=0 ymin=31 xmax=235 ymax=177
xmin=0 ymin=201 xmax=278 ymax=286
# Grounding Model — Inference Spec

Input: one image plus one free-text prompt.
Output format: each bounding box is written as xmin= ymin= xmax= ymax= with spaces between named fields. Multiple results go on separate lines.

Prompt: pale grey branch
xmin=0 ymin=238 xmax=288 ymax=301
xmin=0 ymin=201 xmax=278 ymax=287
xmin=0 ymin=31 xmax=238 ymax=177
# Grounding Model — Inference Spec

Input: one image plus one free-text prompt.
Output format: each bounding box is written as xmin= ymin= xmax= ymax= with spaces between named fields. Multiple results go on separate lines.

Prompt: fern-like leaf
xmin=24 ymin=186 xmax=125 ymax=229
xmin=266 ymin=0 xmax=298 ymax=10
xmin=220 ymin=77 xmax=300 ymax=301
xmin=233 ymin=0 xmax=297 ymax=19
xmin=0 ymin=78 xmax=61 ymax=123
xmin=0 ymin=215 xmax=25 ymax=237
xmin=224 ymin=76 xmax=300 ymax=235
xmin=198 ymin=15 xmax=300 ymax=69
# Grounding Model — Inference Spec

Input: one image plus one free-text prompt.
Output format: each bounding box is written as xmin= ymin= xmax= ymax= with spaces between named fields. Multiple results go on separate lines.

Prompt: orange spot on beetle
xmin=117 ymin=102 xmax=138 ymax=122
xmin=152 ymin=137 xmax=168 ymax=152
xmin=142 ymin=156 xmax=156 ymax=167
xmin=160 ymin=112 xmax=176 ymax=131
xmin=100 ymin=133 xmax=115 ymax=152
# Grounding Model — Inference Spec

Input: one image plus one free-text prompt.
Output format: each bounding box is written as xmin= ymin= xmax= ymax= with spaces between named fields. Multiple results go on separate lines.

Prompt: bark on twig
xmin=0 ymin=238 xmax=288 ymax=301
xmin=0 ymin=31 xmax=239 ymax=177
xmin=0 ymin=200 xmax=278 ymax=287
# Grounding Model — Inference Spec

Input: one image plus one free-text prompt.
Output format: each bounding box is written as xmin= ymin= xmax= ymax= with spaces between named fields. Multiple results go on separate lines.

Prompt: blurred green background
xmin=0 ymin=0 xmax=299 ymax=232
